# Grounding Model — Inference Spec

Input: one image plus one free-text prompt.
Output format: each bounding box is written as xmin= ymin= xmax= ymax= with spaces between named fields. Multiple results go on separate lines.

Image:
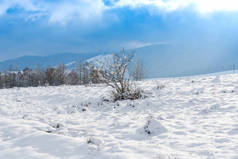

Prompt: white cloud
xmin=113 ymin=0 xmax=190 ymax=11
xmin=46 ymin=0 xmax=106 ymax=25
xmin=0 ymin=0 xmax=106 ymax=25
xmin=122 ymin=41 xmax=169 ymax=49
xmin=193 ymin=0 xmax=238 ymax=13
xmin=0 ymin=3 xmax=9 ymax=16
xmin=113 ymin=0 xmax=238 ymax=13
xmin=1 ymin=0 xmax=238 ymax=24
xmin=0 ymin=0 xmax=41 ymax=14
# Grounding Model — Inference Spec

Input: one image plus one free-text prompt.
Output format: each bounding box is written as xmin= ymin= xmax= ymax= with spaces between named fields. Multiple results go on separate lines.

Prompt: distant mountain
xmin=0 ymin=53 xmax=100 ymax=71
xmin=1 ymin=44 xmax=238 ymax=78
xmin=129 ymin=44 xmax=238 ymax=78
xmin=86 ymin=43 xmax=238 ymax=78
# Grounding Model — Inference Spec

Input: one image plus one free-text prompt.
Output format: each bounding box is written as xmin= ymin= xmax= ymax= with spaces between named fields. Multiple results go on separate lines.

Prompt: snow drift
xmin=0 ymin=73 xmax=238 ymax=159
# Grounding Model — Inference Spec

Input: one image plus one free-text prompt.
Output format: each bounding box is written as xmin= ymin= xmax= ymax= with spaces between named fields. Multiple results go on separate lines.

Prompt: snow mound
xmin=140 ymin=119 xmax=168 ymax=136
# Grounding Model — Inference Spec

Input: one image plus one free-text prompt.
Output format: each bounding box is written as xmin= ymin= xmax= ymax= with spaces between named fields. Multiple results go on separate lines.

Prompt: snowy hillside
xmin=0 ymin=73 xmax=238 ymax=159
xmin=86 ymin=54 xmax=114 ymax=68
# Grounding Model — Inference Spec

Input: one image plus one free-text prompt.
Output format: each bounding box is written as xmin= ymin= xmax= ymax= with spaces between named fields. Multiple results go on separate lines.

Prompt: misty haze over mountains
xmin=0 ymin=43 xmax=237 ymax=78
xmin=0 ymin=52 xmax=99 ymax=72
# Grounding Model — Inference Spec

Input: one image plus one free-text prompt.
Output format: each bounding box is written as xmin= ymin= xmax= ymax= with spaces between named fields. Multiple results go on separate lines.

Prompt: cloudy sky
xmin=0 ymin=0 xmax=238 ymax=61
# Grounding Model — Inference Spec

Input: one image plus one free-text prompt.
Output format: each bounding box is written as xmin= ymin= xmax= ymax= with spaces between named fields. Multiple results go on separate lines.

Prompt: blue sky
xmin=0 ymin=0 xmax=238 ymax=61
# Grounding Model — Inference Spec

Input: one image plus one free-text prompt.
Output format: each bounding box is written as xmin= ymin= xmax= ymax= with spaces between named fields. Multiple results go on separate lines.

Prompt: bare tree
xmin=4 ymin=72 xmax=17 ymax=88
xmin=34 ymin=65 xmax=46 ymax=86
xmin=53 ymin=63 xmax=66 ymax=86
xmin=76 ymin=60 xmax=84 ymax=85
xmin=0 ymin=73 xmax=3 ymax=89
xmin=130 ymin=59 xmax=145 ymax=81
xmin=22 ymin=67 xmax=32 ymax=87
xmin=81 ymin=62 xmax=90 ymax=85
xmin=66 ymin=70 xmax=80 ymax=85
xmin=89 ymin=66 xmax=101 ymax=84
xmin=97 ymin=49 xmax=142 ymax=101
xmin=16 ymin=71 xmax=24 ymax=87
xmin=45 ymin=67 xmax=55 ymax=86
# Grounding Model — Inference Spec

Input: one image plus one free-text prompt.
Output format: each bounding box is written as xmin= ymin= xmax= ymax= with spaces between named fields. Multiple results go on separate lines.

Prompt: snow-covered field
xmin=0 ymin=73 xmax=238 ymax=159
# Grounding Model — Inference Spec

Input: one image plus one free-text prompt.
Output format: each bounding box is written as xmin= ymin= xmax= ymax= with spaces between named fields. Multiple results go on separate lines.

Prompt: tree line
xmin=0 ymin=55 xmax=144 ymax=89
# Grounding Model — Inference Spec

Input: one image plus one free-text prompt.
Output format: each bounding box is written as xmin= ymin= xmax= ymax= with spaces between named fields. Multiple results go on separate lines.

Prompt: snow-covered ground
xmin=0 ymin=73 xmax=238 ymax=159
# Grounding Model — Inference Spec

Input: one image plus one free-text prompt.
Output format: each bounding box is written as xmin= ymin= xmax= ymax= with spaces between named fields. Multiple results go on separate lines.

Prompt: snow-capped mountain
xmin=85 ymin=44 xmax=238 ymax=78
xmin=86 ymin=54 xmax=114 ymax=69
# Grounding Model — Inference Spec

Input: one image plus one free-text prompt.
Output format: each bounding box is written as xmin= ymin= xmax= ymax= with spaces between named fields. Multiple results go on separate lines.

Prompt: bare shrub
xmin=111 ymin=82 xmax=142 ymax=101
xmin=97 ymin=49 xmax=142 ymax=101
